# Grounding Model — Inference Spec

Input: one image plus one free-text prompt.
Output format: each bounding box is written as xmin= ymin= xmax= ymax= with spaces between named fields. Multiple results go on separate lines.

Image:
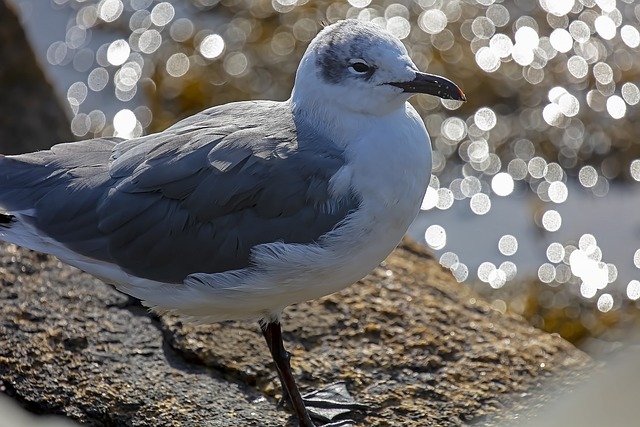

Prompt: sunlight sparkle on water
xmin=571 ymin=250 xmax=609 ymax=294
xmin=488 ymin=268 xmax=507 ymax=289
xmin=67 ymin=81 xmax=87 ymax=107
xmin=420 ymin=187 xmax=437 ymax=210
xmin=594 ymin=16 xmax=616 ymax=40
xmin=491 ymin=173 xmax=514 ymax=196
xmin=166 ymin=53 xmax=190 ymax=77
xmin=461 ymin=177 xmax=482 ymax=198
xmin=528 ymin=157 xmax=548 ymax=179
xmin=489 ymin=33 xmax=513 ymax=58
xmin=511 ymin=43 xmax=534 ymax=66
xmin=500 ymin=261 xmax=517 ymax=280
xmin=507 ymin=159 xmax=528 ymax=180
xmin=540 ymin=0 xmax=574 ymax=17
xmin=541 ymin=210 xmax=562 ymax=232
xmin=436 ymin=188 xmax=454 ymax=210
xmin=607 ymin=263 xmax=618 ymax=284
xmin=567 ymin=55 xmax=588 ymax=78
xmin=596 ymin=293 xmax=614 ymax=312
xmin=441 ymin=117 xmax=467 ymax=141
xmin=579 ymin=166 xmax=598 ymax=188
xmin=478 ymin=261 xmax=510 ymax=288
xmin=546 ymin=242 xmax=565 ymax=263
xmin=199 ymin=34 xmax=225 ymax=59
xmin=498 ymin=235 xmax=518 ymax=256
xmin=472 ymin=16 xmax=495 ymax=39
xmin=621 ymin=25 xmax=640 ymax=48
xmin=578 ymin=234 xmax=597 ymax=254
xmin=478 ymin=262 xmax=496 ymax=282
xmin=475 ymin=47 xmax=500 ymax=73
xmin=606 ymin=95 xmax=626 ymax=119
xmin=633 ymin=249 xmax=640 ymax=269
xmin=419 ymin=9 xmax=447 ymax=34
xmin=548 ymin=181 xmax=568 ymax=203
xmin=538 ymin=263 xmax=556 ymax=283
xmin=486 ymin=4 xmax=510 ymax=27
xmin=622 ymin=83 xmax=640 ymax=105
xmin=138 ymin=29 xmax=162 ymax=54
xmin=593 ymin=62 xmax=614 ymax=85
xmin=555 ymin=264 xmax=571 ymax=284
xmin=425 ymin=225 xmax=447 ymax=250
xmin=569 ymin=20 xmax=590 ymax=43
xmin=439 ymin=252 xmax=459 ymax=268
xmin=627 ymin=280 xmax=640 ymax=301
xmin=474 ymin=107 xmax=497 ymax=131
xmin=224 ymin=52 xmax=248 ymax=76
xmin=386 ymin=16 xmax=411 ymax=40
xmin=347 ymin=0 xmax=372 ymax=7
xmin=113 ymin=109 xmax=137 ymax=138
xmin=470 ymin=193 xmax=491 ymax=215
xmin=170 ymin=18 xmax=195 ymax=42
xmin=549 ymin=29 xmax=572 ymax=53
xmin=579 ymin=282 xmax=597 ymax=299
xmin=450 ymin=262 xmax=469 ymax=283
xmin=544 ymin=163 xmax=564 ymax=182
xmin=630 ymin=160 xmax=640 ymax=181
xmin=150 ymin=2 xmax=175 ymax=26
xmin=99 ymin=0 xmax=124 ymax=23
xmin=106 ymin=39 xmax=130 ymax=66
xmin=514 ymin=26 xmax=539 ymax=50
xmin=88 ymin=67 xmax=109 ymax=91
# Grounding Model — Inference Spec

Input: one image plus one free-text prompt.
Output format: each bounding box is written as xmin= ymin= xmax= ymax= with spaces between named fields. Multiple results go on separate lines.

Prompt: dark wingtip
xmin=0 ymin=213 xmax=15 ymax=225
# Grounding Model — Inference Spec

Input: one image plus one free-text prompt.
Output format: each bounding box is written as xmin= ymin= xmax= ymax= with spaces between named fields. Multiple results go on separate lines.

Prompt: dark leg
xmin=261 ymin=321 xmax=315 ymax=427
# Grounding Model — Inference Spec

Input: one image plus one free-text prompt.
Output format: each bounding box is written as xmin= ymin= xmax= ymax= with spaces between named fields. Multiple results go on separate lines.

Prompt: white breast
xmin=315 ymin=102 xmax=432 ymax=288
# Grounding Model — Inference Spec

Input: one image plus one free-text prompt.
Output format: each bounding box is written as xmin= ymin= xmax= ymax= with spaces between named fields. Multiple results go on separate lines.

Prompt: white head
xmin=291 ymin=19 xmax=465 ymax=117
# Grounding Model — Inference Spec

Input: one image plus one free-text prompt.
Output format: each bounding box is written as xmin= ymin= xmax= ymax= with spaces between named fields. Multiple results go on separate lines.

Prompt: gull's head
xmin=291 ymin=19 xmax=466 ymax=116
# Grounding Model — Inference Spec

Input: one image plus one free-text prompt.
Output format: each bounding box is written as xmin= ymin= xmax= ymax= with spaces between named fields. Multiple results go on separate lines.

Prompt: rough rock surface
xmin=0 ymin=239 xmax=591 ymax=426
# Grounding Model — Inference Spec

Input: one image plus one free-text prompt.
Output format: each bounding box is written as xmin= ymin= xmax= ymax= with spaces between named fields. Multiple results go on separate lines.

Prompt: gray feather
xmin=0 ymin=101 xmax=360 ymax=283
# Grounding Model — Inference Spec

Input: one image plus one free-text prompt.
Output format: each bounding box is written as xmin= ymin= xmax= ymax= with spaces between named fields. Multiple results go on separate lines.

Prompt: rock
xmin=0 ymin=0 xmax=74 ymax=154
xmin=0 ymin=239 xmax=591 ymax=426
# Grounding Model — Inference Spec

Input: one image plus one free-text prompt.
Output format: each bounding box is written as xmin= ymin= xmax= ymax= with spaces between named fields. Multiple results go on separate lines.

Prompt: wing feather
xmin=0 ymin=101 xmax=360 ymax=283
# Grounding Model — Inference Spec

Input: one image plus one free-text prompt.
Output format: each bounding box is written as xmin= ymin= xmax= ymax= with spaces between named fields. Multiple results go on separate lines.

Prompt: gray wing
xmin=0 ymin=101 xmax=360 ymax=283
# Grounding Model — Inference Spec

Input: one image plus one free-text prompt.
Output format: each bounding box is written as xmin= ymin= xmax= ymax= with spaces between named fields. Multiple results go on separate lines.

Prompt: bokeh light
xmin=199 ymin=34 xmax=225 ymax=60
xmin=425 ymin=225 xmax=447 ymax=250
xmin=498 ymin=235 xmax=518 ymax=256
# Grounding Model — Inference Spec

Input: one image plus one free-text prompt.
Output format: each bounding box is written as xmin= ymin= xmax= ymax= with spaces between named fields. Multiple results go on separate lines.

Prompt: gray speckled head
xmin=293 ymin=19 xmax=464 ymax=117
xmin=290 ymin=19 xmax=424 ymax=116
xmin=312 ymin=20 xmax=409 ymax=85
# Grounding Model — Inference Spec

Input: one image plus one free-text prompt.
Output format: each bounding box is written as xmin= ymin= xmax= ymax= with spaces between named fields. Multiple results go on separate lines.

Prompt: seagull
xmin=0 ymin=19 xmax=465 ymax=427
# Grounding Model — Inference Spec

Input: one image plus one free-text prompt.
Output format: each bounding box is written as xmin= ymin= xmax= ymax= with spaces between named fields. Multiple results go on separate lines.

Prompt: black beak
xmin=389 ymin=71 xmax=466 ymax=102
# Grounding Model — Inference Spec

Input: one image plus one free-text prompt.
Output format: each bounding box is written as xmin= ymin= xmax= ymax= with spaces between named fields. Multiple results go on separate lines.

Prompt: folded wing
xmin=0 ymin=101 xmax=360 ymax=283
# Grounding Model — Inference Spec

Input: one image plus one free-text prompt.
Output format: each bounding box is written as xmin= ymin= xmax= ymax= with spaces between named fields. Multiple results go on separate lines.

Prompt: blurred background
xmin=4 ymin=0 xmax=640 ymax=357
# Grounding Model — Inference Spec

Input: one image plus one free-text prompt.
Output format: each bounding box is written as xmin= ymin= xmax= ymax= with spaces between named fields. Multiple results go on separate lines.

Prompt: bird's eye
xmin=348 ymin=61 xmax=371 ymax=74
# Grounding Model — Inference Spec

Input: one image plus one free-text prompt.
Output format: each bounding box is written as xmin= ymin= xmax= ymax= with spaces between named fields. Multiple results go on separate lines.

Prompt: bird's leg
xmin=273 ymin=366 xmax=290 ymax=408
xmin=261 ymin=321 xmax=316 ymax=427
xmin=261 ymin=326 xmax=289 ymax=408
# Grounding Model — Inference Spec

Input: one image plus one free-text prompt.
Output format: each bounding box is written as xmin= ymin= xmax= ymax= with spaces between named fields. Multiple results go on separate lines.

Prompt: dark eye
xmin=349 ymin=61 xmax=371 ymax=74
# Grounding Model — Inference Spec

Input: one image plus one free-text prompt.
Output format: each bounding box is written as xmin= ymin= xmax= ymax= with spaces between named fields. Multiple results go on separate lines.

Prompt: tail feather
xmin=0 ymin=213 xmax=14 ymax=225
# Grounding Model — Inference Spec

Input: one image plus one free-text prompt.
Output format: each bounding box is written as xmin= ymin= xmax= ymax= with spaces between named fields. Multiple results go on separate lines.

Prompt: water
xmin=409 ymin=181 xmax=640 ymax=296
